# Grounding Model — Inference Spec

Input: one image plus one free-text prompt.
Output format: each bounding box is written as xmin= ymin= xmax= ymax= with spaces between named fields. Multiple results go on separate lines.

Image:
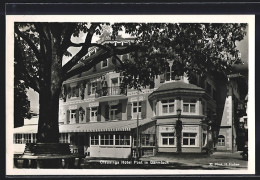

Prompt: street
xmin=81 ymin=151 xmax=248 ymax=170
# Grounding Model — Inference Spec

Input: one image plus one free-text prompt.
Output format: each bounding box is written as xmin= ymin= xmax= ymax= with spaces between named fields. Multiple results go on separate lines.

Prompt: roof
xmin=149 ymin=81 xmax=205 ymax=100
xmin=156 ymin=81 xmax=203 ymax=92
xmin=13 ymin=119 xmax=155 ymax=134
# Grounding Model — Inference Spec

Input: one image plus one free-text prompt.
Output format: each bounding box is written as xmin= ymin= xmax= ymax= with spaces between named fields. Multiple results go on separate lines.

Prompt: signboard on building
xmin=68 ymin=105 xmax=77 ymax=110
xmin=108 ymin=100 xmax=119 ymax=106
xmin=183 ymin=126 xmax=199 ymax=132
xmin=159 ymin=126 xmax=175 ymax=132
xmin=89 ymin=102 xmax=99 ymax=107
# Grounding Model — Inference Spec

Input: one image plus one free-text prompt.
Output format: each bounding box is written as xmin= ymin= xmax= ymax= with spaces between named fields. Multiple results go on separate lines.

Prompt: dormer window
xmin=165 ymin=64 xmax=175 ymax=82
xmin=101 ymin=59 xmax=108 ymax=69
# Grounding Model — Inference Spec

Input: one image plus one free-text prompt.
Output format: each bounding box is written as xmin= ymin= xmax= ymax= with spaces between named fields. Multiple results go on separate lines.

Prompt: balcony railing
xmin=95 ymin=86 xmax=127 ymax=98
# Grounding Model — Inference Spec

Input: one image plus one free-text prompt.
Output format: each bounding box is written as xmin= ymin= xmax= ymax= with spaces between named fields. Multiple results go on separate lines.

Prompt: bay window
xmin=161 ymin=133 xmax=175 ymax=146
xmin=183 ymin=133 xmax=197 ymax=146
xmin=161 ymin=99 xmax=175 ymax=114
xmin=183 ymin=99 xmax=197 ymax=114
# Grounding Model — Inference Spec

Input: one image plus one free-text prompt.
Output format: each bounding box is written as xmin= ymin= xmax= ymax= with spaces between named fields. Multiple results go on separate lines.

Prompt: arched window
xmin=218 ymin=135 xmax=225 ymax=146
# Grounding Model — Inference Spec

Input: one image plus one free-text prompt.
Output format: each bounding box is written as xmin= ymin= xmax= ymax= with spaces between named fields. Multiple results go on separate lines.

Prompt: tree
xmin=15 ymin=22 xmax=247 ymax=144
xmin=14 ymin=39 xmax=31 ymax=128
xmin=14 ymin=22 xmax=138 ymax=143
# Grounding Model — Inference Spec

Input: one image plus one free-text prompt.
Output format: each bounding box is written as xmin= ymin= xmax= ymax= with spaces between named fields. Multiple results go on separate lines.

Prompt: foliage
xmin=14 ymin=22 xmax=247 ymax=142
xmin=112 ymin=23 xmax=247 ymax=89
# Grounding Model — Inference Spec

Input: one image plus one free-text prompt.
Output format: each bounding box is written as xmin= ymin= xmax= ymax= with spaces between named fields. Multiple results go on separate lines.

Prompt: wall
xmin=90 ymin=146 xmax=131 ymax=158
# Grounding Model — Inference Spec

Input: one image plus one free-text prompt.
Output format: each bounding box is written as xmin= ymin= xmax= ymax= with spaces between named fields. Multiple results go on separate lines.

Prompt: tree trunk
xmin=37 ymin=90 xmax=60 ymax=143
xmin=37 ymin=31 xmax=63 ymax=143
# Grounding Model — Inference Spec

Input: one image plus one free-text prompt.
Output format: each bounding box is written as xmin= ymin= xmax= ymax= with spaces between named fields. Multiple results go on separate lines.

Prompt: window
xmin=59 ymin=133 xmax=69 ymax=143
xmin=90 ymin=107 xmax=98 ymax=122
xmin=109 ymin=105 xmax=118 ymax=120
xmin=111 ymin=77 xmax=120 ymax=95
xmin=161 ymin=99 xmax=175 ymax=114
xmin=70 ymin=86 xmax=79 ymax=98
xmin=132 ymin=101 xmax=142 ymax=119
xmin=115 ymin=134 xmax=130 ymax=145
xmin=244 ymin=118 xmax=248 ymax=127
xmin=70 ymin=109 xmax=76 ymax=124
xmin=91 ymin=134 xmax=99 ymax=145
xmin=141 ymin=134 xmax=155 ymax=146
xmin=202 ymin=133 xmax=207 ymax=147
xmin=165 ymin=64 xmax=174 ymax=82
xmin=91 ymin=82 xmax=97 ymax=95
xmin=183 ymin=99 xmax=196 ymax=113
xmin=183 ymin=133 xmax=197 ymax=146
xmin=101 ymin=59 xmax=108 ymax=68
xmin=161 ymin=133 xmax=175 ymax=146
xmin=32 ymin=134 xmax=37 ymax=143
xmin=14 ymin=134 xmax=23 ymax=144
xmin=24 ymin=134 xmax=31 ymax=143
xmin=100 ymin=134 xmax=114 ymax=145
xmin=218 ymin=135 xmax=225 ymax=146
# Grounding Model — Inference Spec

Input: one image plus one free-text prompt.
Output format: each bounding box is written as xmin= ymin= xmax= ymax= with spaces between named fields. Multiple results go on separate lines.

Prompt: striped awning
xmin=13 ymin=119 xmax=155 ymax=134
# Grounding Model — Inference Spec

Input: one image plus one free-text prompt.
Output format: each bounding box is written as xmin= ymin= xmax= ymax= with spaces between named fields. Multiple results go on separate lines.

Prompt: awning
xmin=13 ymin=119 xmax=155 ymax=134
xmin=14 ymin=125 xmax=38 ymax=134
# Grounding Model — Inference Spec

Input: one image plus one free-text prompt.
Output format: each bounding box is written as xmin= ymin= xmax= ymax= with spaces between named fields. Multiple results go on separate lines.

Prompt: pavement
xmin=81 ymin=151 xmax=248 ymax=170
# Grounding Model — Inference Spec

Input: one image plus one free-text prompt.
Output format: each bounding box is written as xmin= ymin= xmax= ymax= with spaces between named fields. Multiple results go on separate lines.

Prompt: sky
xmin=26 ymin=24 xmax=249 ymax=114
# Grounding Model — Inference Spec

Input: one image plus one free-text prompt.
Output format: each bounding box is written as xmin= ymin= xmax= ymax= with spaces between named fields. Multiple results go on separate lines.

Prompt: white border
xmin=6 ymin=15 xmax=255 ymax=175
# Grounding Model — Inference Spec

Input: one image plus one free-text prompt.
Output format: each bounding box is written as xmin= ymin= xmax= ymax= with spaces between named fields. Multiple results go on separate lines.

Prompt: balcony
xmin=95 ymin=86 xmax=127 ymax=98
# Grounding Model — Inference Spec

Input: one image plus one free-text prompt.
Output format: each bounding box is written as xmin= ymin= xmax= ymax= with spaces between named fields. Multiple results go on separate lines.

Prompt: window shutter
xmin=67 ymin=110 xmax=70 ymax=124
xmin=116 ymin=103 xmax=122 ymax=120
xmin=87 ymin=83 xmax=91 ymax=95
xmin=127 ymin=102 xmax=132 ymax=120
xmin=76 ymin=109 xmax=79 ymax=123
xmin=97 ymin=106 xmax=101 ymax=122
xmin=141 ymin=100 xmax=147 ymax=119
xmin=86 ymin=108 xmax=90 ymax=122
xmin=97 ymin=81 xmax=102 ymax=91
xmin=105 ymin=105 xmax=109 ymax=121
xmin=75 ymin=86 xmax=79 ymax=97
xmin=160 ymin=74 xmax=165 ymax=83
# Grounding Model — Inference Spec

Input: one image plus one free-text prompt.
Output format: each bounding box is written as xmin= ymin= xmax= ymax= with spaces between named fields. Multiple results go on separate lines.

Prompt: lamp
xmin=175 ymin=108 xmax=183 ymax=153
xmin=177 ymin=108 xmax=182 ymax=118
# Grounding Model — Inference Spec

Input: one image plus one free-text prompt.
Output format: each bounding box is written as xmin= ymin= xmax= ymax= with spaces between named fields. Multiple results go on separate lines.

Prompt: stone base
xmin=14 ymin=143 xmax=85 ymax=169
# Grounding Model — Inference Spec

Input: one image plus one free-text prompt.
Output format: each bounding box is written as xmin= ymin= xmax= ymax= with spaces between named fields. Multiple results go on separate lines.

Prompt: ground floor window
xmin=161 ymin=133 xmax=175 ymax=146
xmin=14 ymin=134 xmax=23 ymax=144
xmin=115 ymin=134 xmax=130 ymax=145
xmin=59 ymin=133 xmax=69 ymax=143
xmin=90 ymin=134 xmax=99 ymax=145
xmin=100 ymin=134 xmax=114 ymax=145
xmin=218 ymin=135 xmax=225 ymax=146
xmin=183 ymin=133 xmax=197 ymax=146
xmin=14 ymin=133 xmax=36 ymax=144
